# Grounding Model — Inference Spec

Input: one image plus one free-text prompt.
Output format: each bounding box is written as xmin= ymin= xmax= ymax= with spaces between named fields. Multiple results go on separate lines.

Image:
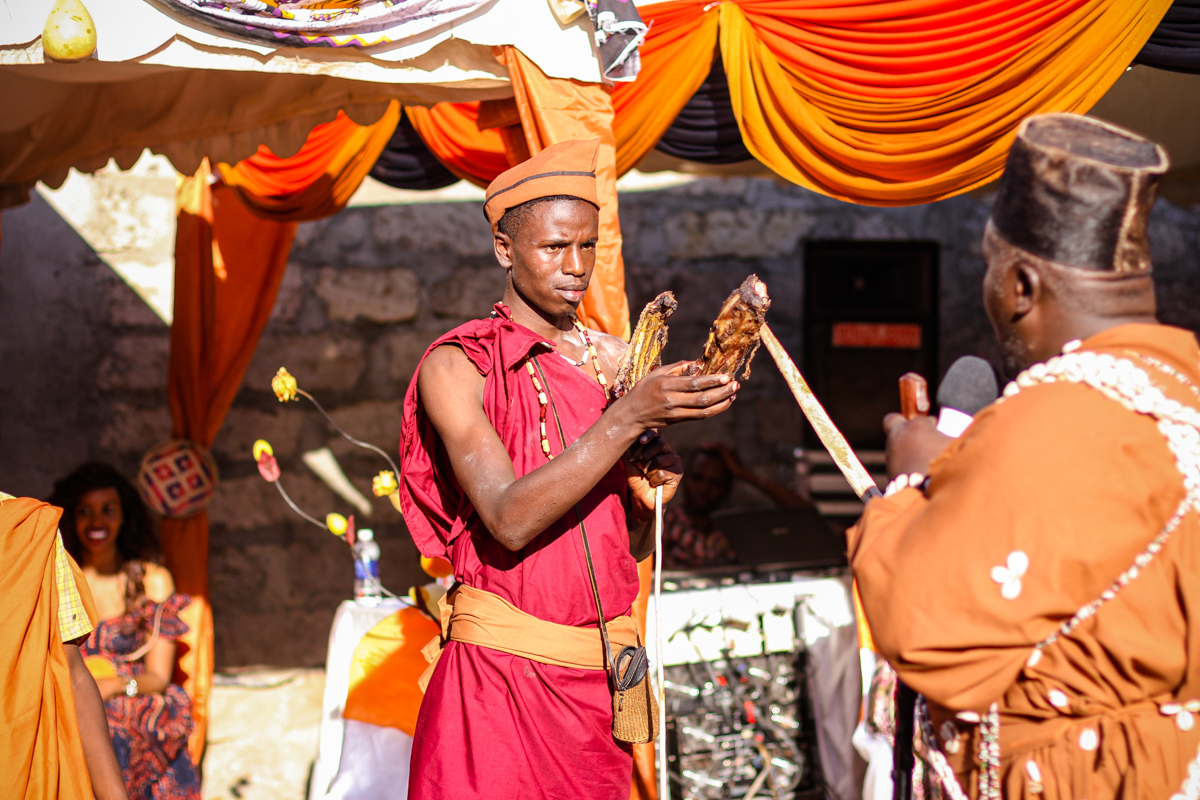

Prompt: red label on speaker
xmin=832 ymin=322 xmax=922 ymax=349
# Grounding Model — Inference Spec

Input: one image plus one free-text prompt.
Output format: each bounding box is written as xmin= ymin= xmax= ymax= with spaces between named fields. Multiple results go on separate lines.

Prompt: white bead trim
xmin=1173 ymin=741 xmax=1200 ymax=800
xmin=1001 ymin=351 xmax=1200 ymax=659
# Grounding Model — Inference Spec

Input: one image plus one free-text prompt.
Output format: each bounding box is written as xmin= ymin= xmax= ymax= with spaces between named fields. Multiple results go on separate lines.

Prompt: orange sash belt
xmin=418 ymin=584 xmax=638 ymax=691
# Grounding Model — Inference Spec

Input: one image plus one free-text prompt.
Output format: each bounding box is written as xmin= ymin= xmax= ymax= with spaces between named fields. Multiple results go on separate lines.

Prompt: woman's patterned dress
xmin=81 ymin=591 xmax=200 ymax=800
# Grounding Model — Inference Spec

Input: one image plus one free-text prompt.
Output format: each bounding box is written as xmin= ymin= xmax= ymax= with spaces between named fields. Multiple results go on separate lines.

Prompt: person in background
xmin=661 ymin=443 xmax=809 ymax=569
xmin=50 ymin=463 xmax=200 ymax=800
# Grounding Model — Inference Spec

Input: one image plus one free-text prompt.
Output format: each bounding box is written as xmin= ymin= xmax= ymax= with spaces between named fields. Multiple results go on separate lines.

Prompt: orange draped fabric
xmin=405 ymin=103 xmax=512 ymax=188
xmin=217 ymin=102 xmax=401 ymax=222
xmin=628 ymin=557 xmax=658 ymax=800
xmin=609 ymin=0 xmax=1171 ymax=205
xmin=404 ymin=1 xmax=1168 ymax=208
xmin=610 ymin=6 xmax=718 ymax=176
xmin=168 ymin=163 xmax=296 ymax=761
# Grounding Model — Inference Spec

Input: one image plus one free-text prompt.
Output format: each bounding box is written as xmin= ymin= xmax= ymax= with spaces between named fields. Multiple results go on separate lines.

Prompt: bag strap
xmin=117 ymin=601 xmax=165 ymax=664
xmin=531 ymin=356 xmax=621 ymax=684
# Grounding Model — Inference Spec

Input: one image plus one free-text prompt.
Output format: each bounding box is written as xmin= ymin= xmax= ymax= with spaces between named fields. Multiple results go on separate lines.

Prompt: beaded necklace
xmin=1126 ymin=350 xmax=1200 ymax=406
xmin=525 ymin=318 xmax=608 ymax=460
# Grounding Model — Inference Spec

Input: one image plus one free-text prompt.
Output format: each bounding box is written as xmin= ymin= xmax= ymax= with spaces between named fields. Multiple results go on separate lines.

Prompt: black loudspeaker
xmin=804 ymin=241 xmax=939 ymax=450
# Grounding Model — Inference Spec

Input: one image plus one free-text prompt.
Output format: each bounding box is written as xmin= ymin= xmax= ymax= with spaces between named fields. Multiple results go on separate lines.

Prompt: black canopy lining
xmin=1134 ymin=0 xmax=1200 ymax=75
xmin=654 ymin=53 xmax=753 ymax=165
xmin=368 ymin=112 xmax=459 ymax=191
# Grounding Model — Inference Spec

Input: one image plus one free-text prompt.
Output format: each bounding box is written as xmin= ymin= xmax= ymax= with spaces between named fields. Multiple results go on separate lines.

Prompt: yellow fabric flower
xmin=373 ymin=470 xmax=399 ymax=497
xmin=272 ymin=367 xmax=298 ymax=402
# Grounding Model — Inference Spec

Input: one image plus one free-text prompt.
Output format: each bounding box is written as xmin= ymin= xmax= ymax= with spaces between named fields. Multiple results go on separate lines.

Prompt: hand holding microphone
xmin=884 ymin=356 xmax=999 ymax=480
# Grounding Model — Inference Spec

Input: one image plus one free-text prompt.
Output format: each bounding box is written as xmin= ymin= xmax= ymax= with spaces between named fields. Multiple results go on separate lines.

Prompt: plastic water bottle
xmin=353 ymin=528 xmax=382 ymax=605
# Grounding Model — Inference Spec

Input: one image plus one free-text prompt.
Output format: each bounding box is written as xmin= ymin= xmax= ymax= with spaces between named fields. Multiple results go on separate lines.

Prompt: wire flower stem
xmin=298 ymin=389 xmax=400 ymax=475
xmin=274 ymin=481 xmax=326 ymax=529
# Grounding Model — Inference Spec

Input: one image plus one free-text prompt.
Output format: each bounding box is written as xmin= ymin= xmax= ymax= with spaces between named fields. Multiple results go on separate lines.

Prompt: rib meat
xmin=612 ymin=292 xmax=677 ymax=398
xmin=688 ymin=275 xmax=770 ymax=379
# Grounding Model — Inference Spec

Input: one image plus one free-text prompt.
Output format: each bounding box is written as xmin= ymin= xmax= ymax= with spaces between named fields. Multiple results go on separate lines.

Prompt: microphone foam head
xmin=937 ymin=356 xmax=999 ymax=416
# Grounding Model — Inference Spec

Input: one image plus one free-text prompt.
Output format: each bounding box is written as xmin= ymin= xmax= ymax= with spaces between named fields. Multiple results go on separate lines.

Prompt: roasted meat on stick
xmin=611 ymin=292 xmax=677 ymax=398
xmin=611 ymin=291 xmax=679 ymax=781
xmin=686 ymin=274 xmax=770 ymax=378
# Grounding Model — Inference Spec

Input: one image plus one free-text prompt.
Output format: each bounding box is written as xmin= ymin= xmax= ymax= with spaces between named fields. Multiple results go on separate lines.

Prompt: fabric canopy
xmin=155 ymin=0 xmax=489 ymax=49
xmin=1134 ymin=0 xmax=1200 ymax=74
xmin=218 ymin=102 xmax=402 ymax=222
xmin=406 ymin=103 xmax=513 ymax=188
xmin=610 ymin=0 xmax=1174 ymax=206
xmin=0 ymin=0 xmax=602 ymax=208
xmin=405 ymin=0 xmax=1172 ymax=206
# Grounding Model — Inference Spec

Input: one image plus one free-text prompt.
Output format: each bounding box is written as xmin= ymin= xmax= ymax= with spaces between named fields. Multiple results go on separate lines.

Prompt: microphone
xmin=936 ymin=356 xmax=998 ymax=437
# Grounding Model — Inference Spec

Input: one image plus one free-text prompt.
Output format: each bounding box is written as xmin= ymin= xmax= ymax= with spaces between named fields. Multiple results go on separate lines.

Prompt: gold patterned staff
xmin=759 ymin=325 xmax=881 ymax=500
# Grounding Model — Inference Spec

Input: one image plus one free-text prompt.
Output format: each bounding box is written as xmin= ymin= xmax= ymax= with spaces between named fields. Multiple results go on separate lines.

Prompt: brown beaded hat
xmin=990 ymin=114 xmax=1169 ymax=274
xmin=483 ymin=139 xmax=600 ymax=231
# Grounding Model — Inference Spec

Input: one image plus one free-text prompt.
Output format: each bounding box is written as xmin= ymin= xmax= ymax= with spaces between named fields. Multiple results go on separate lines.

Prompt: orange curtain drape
xmin=610 ymin=6 xmax=719 ymax=176
xmin=403 ymin=1 xmax=1168 ymax=208
xmin=405 ymin=103 xmax=513 ymax=188
xmin=217 ymin=101 xmax=401 ymax=221
xmin=168 ymin=162 xmax=296 ymax=761
xmin=609 ymin=0 xmax=1171 ymax=205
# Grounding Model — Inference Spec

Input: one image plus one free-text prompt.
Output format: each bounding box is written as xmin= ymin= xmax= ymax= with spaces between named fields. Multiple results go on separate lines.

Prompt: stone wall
xmin=3 ymin=177 xmax=1199 ymax=667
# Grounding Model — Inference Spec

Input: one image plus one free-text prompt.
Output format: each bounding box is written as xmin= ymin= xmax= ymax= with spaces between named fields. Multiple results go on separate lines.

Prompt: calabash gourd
xmin=43 ymin=0 xmax=97 ymax=62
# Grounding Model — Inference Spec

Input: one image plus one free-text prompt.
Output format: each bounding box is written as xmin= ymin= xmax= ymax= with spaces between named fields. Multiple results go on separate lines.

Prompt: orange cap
xmin=483 ymin=139 xmax=600 ymax=230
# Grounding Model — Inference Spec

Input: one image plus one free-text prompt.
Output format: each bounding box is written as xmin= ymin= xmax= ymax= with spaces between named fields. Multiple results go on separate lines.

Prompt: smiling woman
xmin=48 ymin=463 xmax=200 ymax=800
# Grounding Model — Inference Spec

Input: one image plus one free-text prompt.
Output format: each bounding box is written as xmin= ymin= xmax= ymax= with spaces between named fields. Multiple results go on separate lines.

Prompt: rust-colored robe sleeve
xmin=848 ymin=379 xmax=1184 ymax=712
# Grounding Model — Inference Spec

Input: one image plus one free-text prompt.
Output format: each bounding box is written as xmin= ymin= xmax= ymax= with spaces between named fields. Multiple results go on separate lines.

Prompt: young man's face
xmin=502 ymin=198 xmax=599 ymax=317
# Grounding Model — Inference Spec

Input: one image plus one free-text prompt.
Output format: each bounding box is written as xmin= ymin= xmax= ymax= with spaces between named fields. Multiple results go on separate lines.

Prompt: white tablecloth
xmin=310 ymin=600 xmax=414 ymax=800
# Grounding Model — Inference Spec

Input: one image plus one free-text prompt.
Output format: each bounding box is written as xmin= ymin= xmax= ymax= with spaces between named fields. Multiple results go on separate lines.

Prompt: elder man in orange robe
xmin=1 ymin=491 xmax=128 ymax=800
xmin=851 ymin=113 xmax=1200 ymax=800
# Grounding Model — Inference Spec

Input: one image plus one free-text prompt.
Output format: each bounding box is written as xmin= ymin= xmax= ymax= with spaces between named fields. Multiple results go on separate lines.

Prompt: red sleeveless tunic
xmin=399 ymin=304 xmax=639 ymax=800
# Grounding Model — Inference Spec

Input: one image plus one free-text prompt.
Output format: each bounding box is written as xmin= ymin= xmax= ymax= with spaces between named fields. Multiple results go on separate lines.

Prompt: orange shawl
xmin=0 ymin=497 xmax=99 ymax=800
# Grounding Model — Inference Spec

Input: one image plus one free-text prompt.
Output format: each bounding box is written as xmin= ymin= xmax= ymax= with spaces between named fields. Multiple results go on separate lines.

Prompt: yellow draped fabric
xmin=342 ymin=608 xmax=441 ymax=737
xmin=612 ymin=0 xmax=1172 ymax=205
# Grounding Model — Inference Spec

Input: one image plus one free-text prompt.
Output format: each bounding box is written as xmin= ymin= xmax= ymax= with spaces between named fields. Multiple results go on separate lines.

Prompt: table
xmin=309 ymin=599 xmax=414 ymax=800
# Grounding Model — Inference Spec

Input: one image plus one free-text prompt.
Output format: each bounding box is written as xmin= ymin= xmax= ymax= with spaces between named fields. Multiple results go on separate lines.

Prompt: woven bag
xmin=611 ymin=644 xmax=660 ymax=744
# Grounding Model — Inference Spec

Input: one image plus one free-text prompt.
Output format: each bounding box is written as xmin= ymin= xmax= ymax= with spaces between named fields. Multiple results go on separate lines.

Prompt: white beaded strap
xmin=1001 ymin=350 xmax=1200 ymax=662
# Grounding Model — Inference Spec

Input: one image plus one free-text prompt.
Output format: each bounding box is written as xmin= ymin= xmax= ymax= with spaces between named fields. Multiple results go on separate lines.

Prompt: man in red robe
xmin=398 ymin=139 xmax=740 ymax=799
